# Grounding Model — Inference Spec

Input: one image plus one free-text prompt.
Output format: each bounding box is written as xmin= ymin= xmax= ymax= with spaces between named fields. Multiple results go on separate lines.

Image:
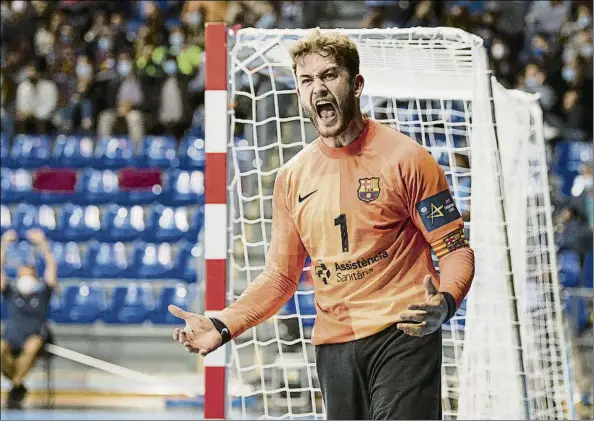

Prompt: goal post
xmin=203 ymin=23 xmax=575 ymax=419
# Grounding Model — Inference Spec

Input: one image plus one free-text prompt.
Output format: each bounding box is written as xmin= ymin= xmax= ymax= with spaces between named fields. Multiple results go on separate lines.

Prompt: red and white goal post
xmin=203 ymin=22 xmax=577 ymax=420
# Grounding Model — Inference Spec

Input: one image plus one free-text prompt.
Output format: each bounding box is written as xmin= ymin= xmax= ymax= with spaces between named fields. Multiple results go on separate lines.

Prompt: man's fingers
xmin=398 ymin=311 xmax=427 ymax=323
xmin=423 ymin=275 xmax=438 ymax=300
xmin=173 ymin=327 xmax=181 ymax=341
xmin=168 ymin=304 xmax=191 ymax=320
xmin=408 ymin=303 xmax=430 ymax=311
xmin=397 ymin=321 xmax=428 ymax=337
xmin=178 ymin=330 xmax=189 ymax=345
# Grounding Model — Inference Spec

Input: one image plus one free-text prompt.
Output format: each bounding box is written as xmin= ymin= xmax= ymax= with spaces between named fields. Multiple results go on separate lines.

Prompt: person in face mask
xmin=522 ymin=63 xmax=556 ymax=111
xmin=0 ymin=229 xmax=57 ymax=410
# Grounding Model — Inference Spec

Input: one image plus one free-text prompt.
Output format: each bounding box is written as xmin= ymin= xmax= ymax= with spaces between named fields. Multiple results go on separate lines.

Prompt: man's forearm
xmin=438 ymin=246 xmax=475 ymax=308
xmin=218 ymin=268 xmax=298 ymax=339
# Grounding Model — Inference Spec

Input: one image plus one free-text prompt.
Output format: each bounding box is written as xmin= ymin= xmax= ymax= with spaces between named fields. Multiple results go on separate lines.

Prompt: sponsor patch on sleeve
xmin=415 ymin=189 xmax=461 ymax=232
xmin=432 ymin=229 xmax=469 ymax=257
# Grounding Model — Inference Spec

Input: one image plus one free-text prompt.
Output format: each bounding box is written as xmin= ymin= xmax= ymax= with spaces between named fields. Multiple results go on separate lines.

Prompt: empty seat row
xmin=1 ymin=134 xmax=205 ymax=170
xmin=1 ymin=204 xmax=203 ymax=244
xmin=1 ymin=284 xmax=192 ymax=325
xmin=1 ymin=168 xmax=204 ymax=206
xmin=3 ymin=240 xmax=201 ymax=282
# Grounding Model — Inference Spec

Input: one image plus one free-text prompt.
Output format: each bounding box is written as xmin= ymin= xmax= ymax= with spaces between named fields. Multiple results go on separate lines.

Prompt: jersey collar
xmin=317 ymin=118 xmax=374 ymax=159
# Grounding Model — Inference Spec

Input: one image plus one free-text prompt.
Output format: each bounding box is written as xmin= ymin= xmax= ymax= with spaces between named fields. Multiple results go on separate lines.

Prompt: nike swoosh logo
xmin=298 ymin=190 xmax=318 ymax=203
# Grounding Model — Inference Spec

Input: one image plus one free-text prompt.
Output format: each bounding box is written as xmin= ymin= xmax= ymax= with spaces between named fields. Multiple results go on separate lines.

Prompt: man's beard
xmin=306 ymin=88 xmax=357 ymax=138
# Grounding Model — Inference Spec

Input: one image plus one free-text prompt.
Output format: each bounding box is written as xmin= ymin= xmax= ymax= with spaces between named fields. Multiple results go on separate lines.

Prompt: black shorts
xmin=3 ymin=324 xmax=51 ymax=355
xmin=315 ymin=325 xmax=442 ymax=420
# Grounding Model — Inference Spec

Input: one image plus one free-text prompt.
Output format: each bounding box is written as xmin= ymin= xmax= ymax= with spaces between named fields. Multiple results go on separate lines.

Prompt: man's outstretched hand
xmin=168 ymin=305 xmax=223 ymax=356
xmin=396 ymin=275 xmax=449 ymax=337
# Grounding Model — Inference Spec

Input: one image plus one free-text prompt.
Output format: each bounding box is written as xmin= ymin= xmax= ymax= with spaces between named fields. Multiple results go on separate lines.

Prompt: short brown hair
xmin=290 ymin=30 xmax=360 ymax=81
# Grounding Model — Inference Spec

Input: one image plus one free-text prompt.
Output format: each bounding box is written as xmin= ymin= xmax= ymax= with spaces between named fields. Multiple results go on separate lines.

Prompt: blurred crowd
xmin=0 ymin=0 xmax=592 ymax=253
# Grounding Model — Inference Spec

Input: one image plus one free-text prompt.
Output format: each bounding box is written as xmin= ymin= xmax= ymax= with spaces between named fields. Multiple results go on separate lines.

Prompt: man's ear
xmin=296 ymin=87 xmax=300 ymax=97
xmin=353 ymin=74 xmax=364 ymax=98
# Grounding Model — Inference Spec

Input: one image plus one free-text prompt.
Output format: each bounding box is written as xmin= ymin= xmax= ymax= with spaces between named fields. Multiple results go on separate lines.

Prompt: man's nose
xmin=312 ymin=78 xmax=328 ymax=95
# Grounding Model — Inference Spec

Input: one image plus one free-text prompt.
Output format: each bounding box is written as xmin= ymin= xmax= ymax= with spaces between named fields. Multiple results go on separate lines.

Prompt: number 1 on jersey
xmin=334 ymin=214 xmax=349 ymax=252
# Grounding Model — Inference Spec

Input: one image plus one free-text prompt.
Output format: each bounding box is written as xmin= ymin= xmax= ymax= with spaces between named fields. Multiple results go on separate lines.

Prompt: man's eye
xmin=324 ymin=73 xmax=336 ymax=80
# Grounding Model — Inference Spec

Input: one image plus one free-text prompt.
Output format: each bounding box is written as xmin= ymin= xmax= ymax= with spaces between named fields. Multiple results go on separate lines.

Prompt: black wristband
xmin=442 ymin=292 xmax=457 ymax=323
xmin=209 ymin=317 xmax=231 ymax=345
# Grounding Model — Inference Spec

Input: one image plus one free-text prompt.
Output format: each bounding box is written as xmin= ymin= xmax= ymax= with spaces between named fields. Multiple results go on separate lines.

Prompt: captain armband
xmin=431 ymin=229 xmax=469 ymax=258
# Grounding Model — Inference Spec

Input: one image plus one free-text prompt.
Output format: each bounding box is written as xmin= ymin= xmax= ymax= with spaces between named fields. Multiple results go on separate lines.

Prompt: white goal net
xmin=220 ymin=27 xmax=574 ymax=420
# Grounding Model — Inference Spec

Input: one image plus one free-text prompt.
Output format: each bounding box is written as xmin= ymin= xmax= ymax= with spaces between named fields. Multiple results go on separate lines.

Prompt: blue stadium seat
xmin=99 ymin=205 xmax=145 ymax=242
xmin=140 ymin=135 xmax=179 ymax=169
xmin=583 ymin=251 xmax=593 ymax=289
xmin=54 ymin=204 xmax=101 ymax=242
xmin=55 ymin=284 xmax=106 ymax=324
xmin=132 ymin=242 xmax=174 ymax=279
xmin=178 ymin=136 xmax=205 ymax=170
xmin=12 ymin=204 xmax=56 ymax=238
xmin=103 ymin=283 xmax=155 ymax=324
xmin=283 ymin=289 xmax=316 ymax=328
xmin=1 ymin=205 xmax=11 ymax=235
xmin=144 ymin=206 xmax=189 ymax=243
xmin=1 ymin=168 xmax=33 ymax=204
xmin=558 ymin=249 xmax=581 ymax=288
xmin=94 ymin=136 xmax=135 ymax=169
xmin=553 ymin=141 xmax=594 ymax=196
xmin=171 ymin=241 xmax=201 ymax=282
xmin=186 ymin=207 xmax=204 ymax=240
xmin=1 ymin=132 xmax=10 ymax=167
xmin=151 ymin=284 xmax=190 ymax=324
xmin=3 ymin=241 xmax=29 ymax=279
xmin=48 ymin=290 xmax=63 ymax=321
xmin=75 ymin=169 xmax=120 ymax=205
xmin=83 ymin=242 xmax=131 ymax=279
xmin=52 ymin=135 xmax=95 ymax=168
xmin=51 ymin=241 xmax=83 ymax=278
xmin=9 ymin=134 xmax=51 ymax=168
xmin=164 ymin=170 xmax=205 ymax=206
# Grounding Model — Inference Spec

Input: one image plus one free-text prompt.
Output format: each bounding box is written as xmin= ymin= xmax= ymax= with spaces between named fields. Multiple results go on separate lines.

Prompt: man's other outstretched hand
xmin=396 ymin=275 xmax=449 ymax=337
xmin=168 ymin=305 xmax=223 ymax=356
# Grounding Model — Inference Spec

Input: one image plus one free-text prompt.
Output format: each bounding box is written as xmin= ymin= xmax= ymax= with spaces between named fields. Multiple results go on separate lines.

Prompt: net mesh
xmin=222 ymin=27 xmax=572 ymax=420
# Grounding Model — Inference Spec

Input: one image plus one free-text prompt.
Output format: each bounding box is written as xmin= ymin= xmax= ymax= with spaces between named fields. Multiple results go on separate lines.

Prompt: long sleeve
xmin=219 ymin=168 xmax=308 ymax=338
xmin=437 ymin=246 xmax=474 ymax=308
xmin=402 ymin=143 xmax=474 ymax=308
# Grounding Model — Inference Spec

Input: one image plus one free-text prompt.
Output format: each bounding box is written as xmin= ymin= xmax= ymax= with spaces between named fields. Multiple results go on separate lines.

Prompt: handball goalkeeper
xmin=169 ymin=29 xmax=475 ymax=420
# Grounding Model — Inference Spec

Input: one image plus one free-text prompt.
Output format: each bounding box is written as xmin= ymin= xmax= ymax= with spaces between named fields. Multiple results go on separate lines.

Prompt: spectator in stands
xmin=150 ymin=53 xmax=192 ymax=140
xmin=520 ymin=63 xmax=557 ymax=112
xmin=58 ymin=54 xmax=97 ymax=133
xmin=168 ymin=25 xmax=202 ymax=77
xmin=556 ymin=200 xmax=593 ymax=262
xmin=1 ymin=66 xmax=16 ymax=140
xmin=15 ymin=63 xmax=58 ymax=134
xmin=525 ymin=0 xmax=572 ymax=40
xmin=0 ymin=229 xmax=57 ymax=409
xmin=97 ymin=51 xmax=145 ymax=148
xmin=406 ymin=0 xmax=438 ymax=28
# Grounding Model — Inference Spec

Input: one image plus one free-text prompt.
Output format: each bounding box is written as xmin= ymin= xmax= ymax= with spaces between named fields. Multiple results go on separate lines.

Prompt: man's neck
xmin=321 ymin=110 xmax=366 ymax=149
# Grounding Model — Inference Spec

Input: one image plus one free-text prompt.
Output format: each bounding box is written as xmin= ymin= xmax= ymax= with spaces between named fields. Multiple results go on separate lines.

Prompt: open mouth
xmin=315 ymin=101 xmax=337 ymax=122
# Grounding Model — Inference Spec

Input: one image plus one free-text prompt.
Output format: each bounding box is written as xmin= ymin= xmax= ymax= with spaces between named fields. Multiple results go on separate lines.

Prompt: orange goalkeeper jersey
xmin=223 ymin=118 xmax=471 ymax=345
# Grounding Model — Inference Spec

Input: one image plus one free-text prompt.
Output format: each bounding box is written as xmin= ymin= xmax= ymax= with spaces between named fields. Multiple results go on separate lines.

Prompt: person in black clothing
xmin=0 ymin=229 xmax=57 ymax=409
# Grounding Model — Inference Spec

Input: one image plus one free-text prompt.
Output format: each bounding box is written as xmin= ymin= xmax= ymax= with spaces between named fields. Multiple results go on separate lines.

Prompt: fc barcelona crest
xmin=358 ymin=177 xmax=381 ymax=203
